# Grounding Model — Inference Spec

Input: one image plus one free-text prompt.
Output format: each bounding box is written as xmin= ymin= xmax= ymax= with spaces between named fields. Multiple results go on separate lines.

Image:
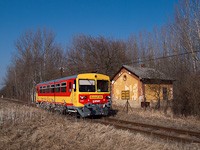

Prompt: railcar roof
xmin=37 ymin=75 xmax=77 ymax=85
xmin=36 ymin=73 xmax=110 ymax=86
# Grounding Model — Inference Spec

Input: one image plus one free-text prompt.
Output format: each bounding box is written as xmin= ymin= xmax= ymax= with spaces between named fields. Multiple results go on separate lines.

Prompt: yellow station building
xmin=111 ymin=65 xmax=174 ymax=108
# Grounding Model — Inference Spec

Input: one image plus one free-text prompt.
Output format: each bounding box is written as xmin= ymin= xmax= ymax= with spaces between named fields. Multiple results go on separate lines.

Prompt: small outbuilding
xmin=111 ymin=65 xmax=174 ymax=108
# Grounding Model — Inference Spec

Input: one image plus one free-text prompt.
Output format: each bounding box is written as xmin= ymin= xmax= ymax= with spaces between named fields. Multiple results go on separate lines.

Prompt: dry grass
xmin=0 ymin=99 xmax=199 ymax=150
xmin=111 ymin=105 xmax=200 ymax=132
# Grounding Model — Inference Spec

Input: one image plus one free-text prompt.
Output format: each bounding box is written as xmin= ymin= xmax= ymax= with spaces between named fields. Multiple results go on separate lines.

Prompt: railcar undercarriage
xmin=36 ymin=101 xmax=112 ymax=118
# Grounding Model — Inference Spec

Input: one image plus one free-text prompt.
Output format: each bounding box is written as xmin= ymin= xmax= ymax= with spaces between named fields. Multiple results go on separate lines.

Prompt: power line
xmin=68 ymin=49 xmax=200 ymax=73
xmin=127 ymin=49 xmax=200 ymax=65
xmin=33 ymin=49 xmax=200 ymax=82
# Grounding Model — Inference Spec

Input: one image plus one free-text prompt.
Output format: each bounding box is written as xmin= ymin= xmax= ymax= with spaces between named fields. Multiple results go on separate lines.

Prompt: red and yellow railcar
xmin=35 ymin=73 xmax=111 ymax=117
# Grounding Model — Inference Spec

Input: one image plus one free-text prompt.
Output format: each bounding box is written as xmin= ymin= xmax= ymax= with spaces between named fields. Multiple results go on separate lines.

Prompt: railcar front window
xmin=79 ymin=79 xmax=95 ymax=92
xmin=97 ymin=80 xmax=109 ymax=92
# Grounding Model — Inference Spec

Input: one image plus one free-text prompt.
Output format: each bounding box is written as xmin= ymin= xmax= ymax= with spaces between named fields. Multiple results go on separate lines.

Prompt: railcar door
xmin=68 ymin=81 xmax=73 ymax=104
xmin=72 ymin=79 xmax=77 ymax=106
xmin=68 ymin=79 xmax=77 ymax=106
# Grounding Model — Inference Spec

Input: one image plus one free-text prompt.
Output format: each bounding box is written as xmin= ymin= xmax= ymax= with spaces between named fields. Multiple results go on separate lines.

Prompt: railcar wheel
xmin=76 ymin=112 xmax=81 ymax=119
xmin=62 ymin=109 xmax=67 ymax=115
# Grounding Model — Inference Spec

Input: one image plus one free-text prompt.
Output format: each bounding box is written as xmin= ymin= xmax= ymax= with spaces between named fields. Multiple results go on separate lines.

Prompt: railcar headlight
xmin=106 ymin=96 xmax=111 ymax=99
xmin=80 ymin=96 xmax=87 ymax=100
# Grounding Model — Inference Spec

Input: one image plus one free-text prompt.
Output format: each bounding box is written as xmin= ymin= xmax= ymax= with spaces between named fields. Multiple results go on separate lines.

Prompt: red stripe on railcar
xmin=79 ymin=94 xmax=110 ymax=104
xmin=36 ymin=100 xmax=73 ymax=106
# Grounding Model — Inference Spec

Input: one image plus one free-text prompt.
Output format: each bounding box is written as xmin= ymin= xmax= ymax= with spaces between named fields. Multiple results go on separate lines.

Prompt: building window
xmin=123 ymin=75 xmax=127 ymax=81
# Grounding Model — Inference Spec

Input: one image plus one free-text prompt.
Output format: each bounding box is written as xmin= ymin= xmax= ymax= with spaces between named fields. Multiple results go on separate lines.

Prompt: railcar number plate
xmin=90 ymin=95 xmax=103 ymax=99
xmin=93 ymin=100 xmax=100 ymax=103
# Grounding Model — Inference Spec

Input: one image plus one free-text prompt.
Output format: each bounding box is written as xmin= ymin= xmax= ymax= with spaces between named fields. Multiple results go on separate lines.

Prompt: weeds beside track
xmin=0 ymin=98 xmax=35 ymax=106
xmin=1 ymin=98 xmax=200 ymax=144
xmin=94 ymin=118 xmax=200 ymax=143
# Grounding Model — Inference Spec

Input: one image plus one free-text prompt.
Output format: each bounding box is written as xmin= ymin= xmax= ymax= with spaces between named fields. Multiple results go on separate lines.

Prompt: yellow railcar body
xmin=36 ymin=73 xmax=110 ymax=108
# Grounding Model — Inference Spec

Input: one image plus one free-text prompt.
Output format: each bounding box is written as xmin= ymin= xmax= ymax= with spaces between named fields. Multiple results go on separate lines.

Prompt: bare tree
xmin=3 ymin=28 xmax=65 ymax=102
xmin=172 ymin=0 xmax=200 ymax=72
xmin=66 ymin=35 xmax=129 ymax=77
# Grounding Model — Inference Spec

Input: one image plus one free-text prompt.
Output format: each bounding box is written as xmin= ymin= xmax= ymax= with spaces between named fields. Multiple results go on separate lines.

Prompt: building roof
xmin=121 ymin=65 xmax=174 ymax=81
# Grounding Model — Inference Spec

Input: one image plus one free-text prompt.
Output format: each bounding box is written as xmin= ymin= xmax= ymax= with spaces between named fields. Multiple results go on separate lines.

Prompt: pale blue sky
xmin=0 ymin=0 xmax=177 ymax=87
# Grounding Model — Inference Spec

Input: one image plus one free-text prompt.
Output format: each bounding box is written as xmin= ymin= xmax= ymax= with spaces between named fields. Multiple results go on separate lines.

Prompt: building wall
xmin=112 ymin=68 xmax=142 ymax=107
xmin=112 ymin=68 xmax=173 ymax=108
xmin=144 ymin=84 xmax=173 ymax=105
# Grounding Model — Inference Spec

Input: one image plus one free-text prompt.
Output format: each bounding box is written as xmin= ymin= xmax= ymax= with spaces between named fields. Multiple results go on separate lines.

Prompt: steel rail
xmin=0 ymin=98 xmax=35 ymax=106
xmin=105 ymin=118 xmax=200 ymax=138
xmin=94 ymin=118 xmax=200 ymax=143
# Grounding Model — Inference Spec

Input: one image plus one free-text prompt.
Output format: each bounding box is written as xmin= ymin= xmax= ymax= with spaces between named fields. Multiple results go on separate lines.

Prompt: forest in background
xmin=1 ymin=0 xmax=200 ymax=116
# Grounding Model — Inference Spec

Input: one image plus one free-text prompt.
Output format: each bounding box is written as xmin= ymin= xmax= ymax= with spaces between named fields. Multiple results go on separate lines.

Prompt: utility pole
xmin=59 ymin=67 xmax=64 ymax=78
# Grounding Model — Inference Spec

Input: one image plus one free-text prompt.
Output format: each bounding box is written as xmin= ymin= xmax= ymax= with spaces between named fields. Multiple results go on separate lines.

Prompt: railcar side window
xmin=47 ymin=85 xmax=50 ymax=93
xmin=61 ymin=82 xmax=66 ymax=92
xmin=40 ymin=86 xmax=42 ymax=93
xmin=50 ymin=85 xmax=55 ymax=93
xmin=69 ymin=82 xmax=72 ymax=92
xmin=43 ymin=86 xmax=47 ymax=93
xmin=55 ymin=84 xmax=60 ymax=93
xmin=97 ymin=80 xmax=109 ymax=92
xmin=79 ymin=79 xmax=95 ymax=92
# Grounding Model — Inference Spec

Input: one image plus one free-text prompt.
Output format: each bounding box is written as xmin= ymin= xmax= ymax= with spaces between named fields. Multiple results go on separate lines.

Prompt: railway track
xmin=0 ymin=98 xmax=35 ymax=106
xmin=94 ymin=118 xmax=200 ymax=143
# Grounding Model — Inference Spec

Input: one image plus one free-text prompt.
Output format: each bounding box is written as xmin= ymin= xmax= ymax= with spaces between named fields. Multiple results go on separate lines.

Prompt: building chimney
xmin=140 ymin=64 xmax=145 ymax=68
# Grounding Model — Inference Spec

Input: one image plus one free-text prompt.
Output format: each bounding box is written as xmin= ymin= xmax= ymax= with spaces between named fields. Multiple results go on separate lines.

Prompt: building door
xmin=162 ymin=87 xmax=168 ymax=100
